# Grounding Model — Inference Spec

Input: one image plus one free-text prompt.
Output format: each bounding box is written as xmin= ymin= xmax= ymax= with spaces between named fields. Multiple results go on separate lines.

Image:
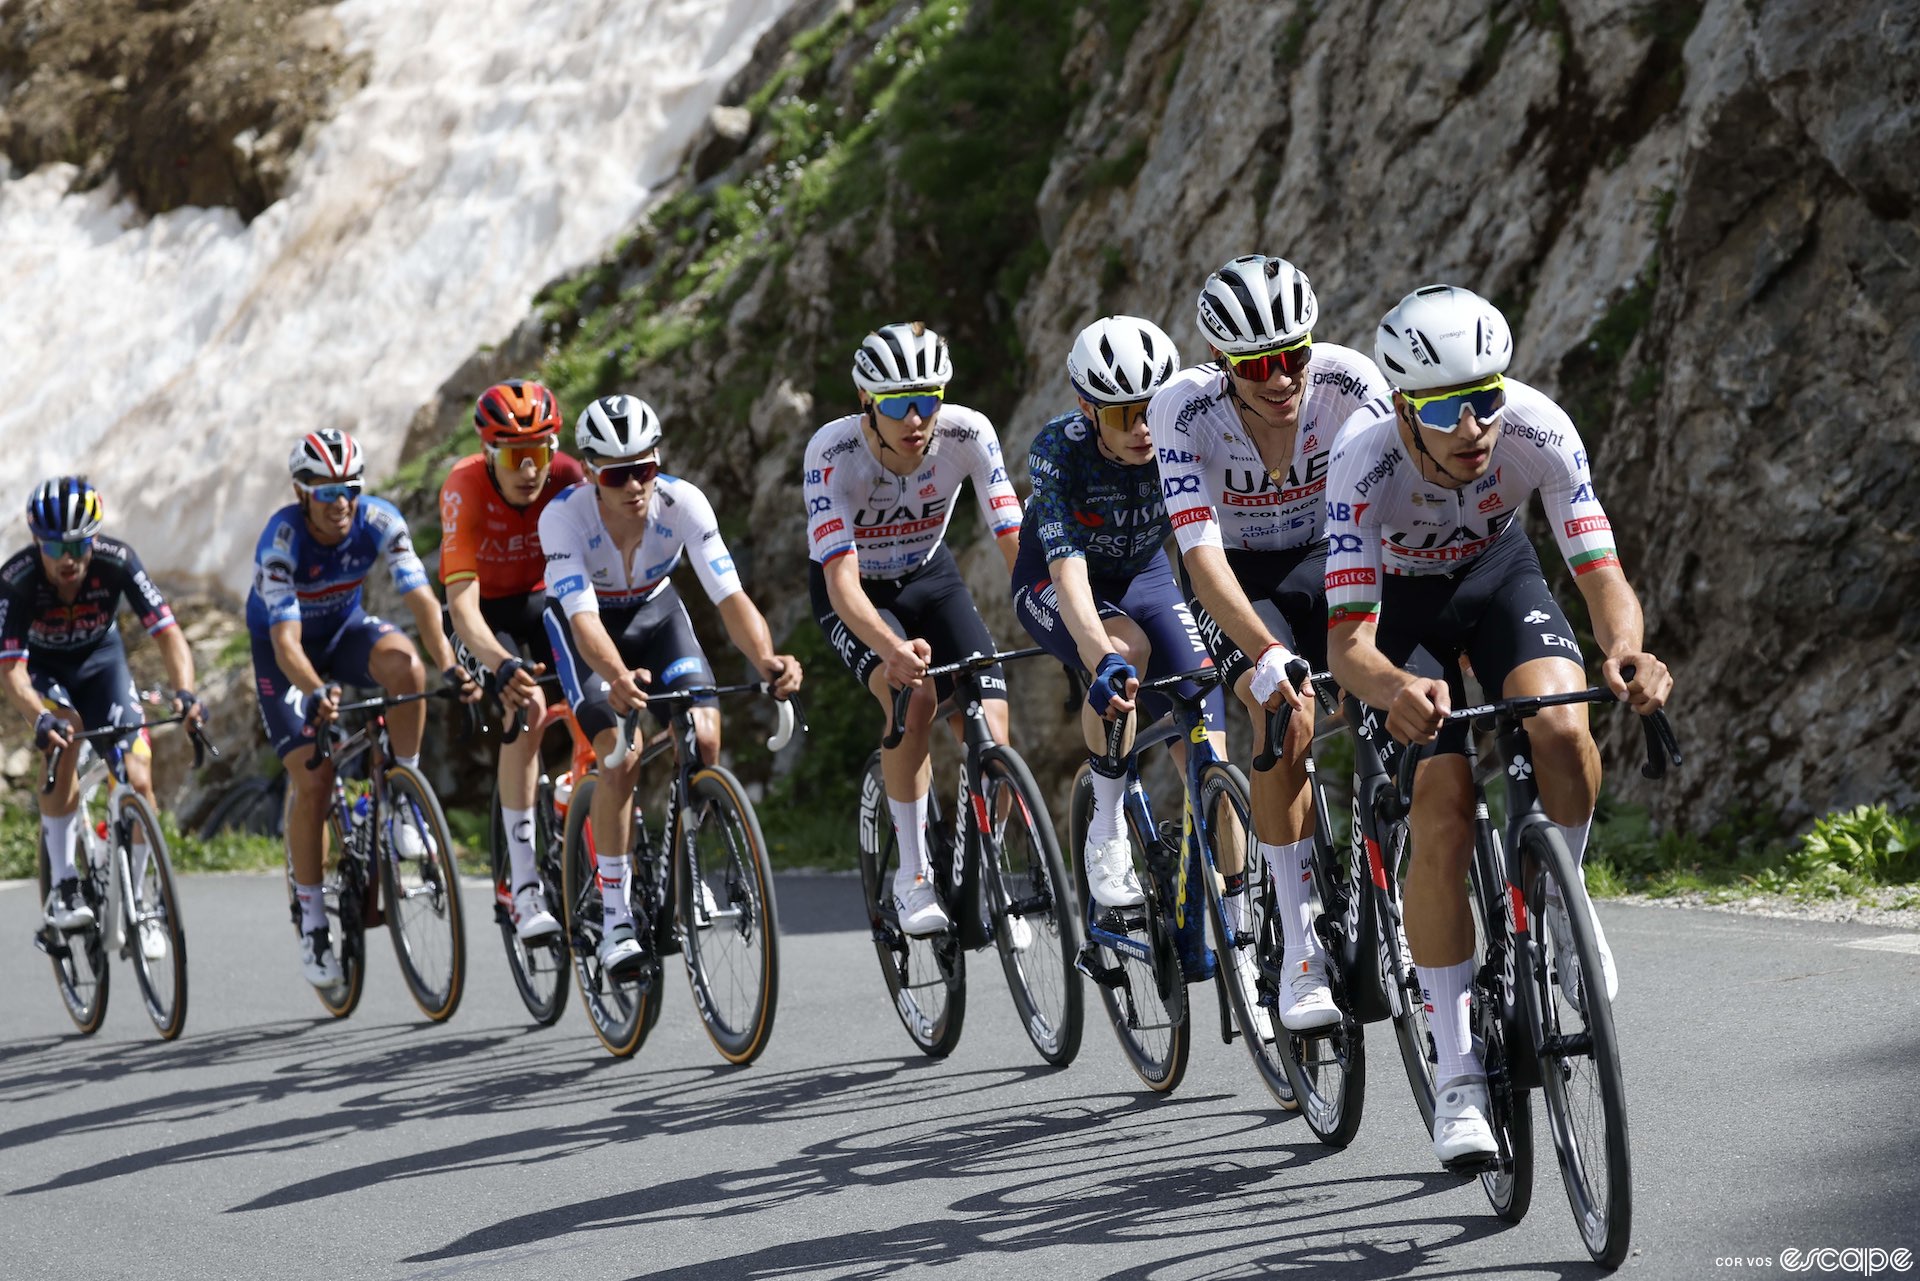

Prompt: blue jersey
xmin=245 ymin=496 xmax=429 ymax=640
xmin=1021 ymin=410 xmax=1169 ymax=578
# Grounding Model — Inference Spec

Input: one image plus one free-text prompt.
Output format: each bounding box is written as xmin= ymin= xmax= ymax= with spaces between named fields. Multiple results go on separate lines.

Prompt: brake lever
xmin=881 ymin=683 xmax=914 ymax=751
xmin=1252 ymin=660 xmax=1311 ymax=773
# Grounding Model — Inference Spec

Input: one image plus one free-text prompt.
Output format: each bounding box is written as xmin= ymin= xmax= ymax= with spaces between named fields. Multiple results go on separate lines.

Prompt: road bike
xmin=286 ymin=687 xmax=466 ymax=1022
xmin=560 ymin=681 xmax=794 ymax=1062
xmin=856 ymin=647 xmax=1081 ymax=1066
xmin=34 ymin=697 xmax=215 ymax=1039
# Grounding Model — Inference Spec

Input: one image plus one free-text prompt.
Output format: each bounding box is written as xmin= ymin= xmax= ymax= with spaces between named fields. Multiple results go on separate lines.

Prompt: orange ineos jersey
xmin=438 ymin=452 xmax=585 ymax=598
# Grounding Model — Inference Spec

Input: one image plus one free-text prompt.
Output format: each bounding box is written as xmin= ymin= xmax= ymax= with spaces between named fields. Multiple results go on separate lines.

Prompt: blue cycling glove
xmin=1088 ymin=652 xmax=1136 ymax=717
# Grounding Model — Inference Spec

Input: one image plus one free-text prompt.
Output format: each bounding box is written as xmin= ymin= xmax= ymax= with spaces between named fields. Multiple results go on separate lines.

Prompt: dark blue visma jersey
xmin=1021 ymin=410 xmax=1170 ymax=578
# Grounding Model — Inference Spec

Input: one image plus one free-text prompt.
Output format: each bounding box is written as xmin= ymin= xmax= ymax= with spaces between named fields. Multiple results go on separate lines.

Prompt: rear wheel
xmin=116 ymin=793 xmax=188 ymax=1040
xmin=857 ymin=752 xmax=965 ymax=1057
xmin=1070 ymin=765 xmax=1189 ymax=1093
xmin=36 ymin=829 xmax=109 ymax=1035
xmin=490 ymin=779 xmax=569 ymax=1027
xmin=560 ymin=776 xmax=655 ymax=1057
xmin=979 ymin=745 xmax=1082 ymax=1068
xmin=679 ymin=766 xmax=780 ymax=1065
xmin=1523 ymin=824 xmax=1630 ymax=1267
xmin=380 ymin=764 xmax=465 ymax=1023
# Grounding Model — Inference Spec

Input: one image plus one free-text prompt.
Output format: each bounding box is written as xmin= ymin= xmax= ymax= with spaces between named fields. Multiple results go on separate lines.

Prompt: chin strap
xmin=1403 ymin=399 xmax=1468 ymax=487
xmin=863 ymin=406 xmax=905 ymax=458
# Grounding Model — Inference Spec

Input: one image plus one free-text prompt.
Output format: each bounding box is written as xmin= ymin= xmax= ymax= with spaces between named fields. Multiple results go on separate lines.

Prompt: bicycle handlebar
xmin=1251 ymin=660 xmax=1314 ymax=773
xmin=303 ymin=684 xmax=465 ymax=772
xmin=880 ymin=646 xmax=1048 ymax=750
xmin=604 ymin=680 xmax=805 ymax=770
xmin=41 ymin=711 xmax=222 ymax=794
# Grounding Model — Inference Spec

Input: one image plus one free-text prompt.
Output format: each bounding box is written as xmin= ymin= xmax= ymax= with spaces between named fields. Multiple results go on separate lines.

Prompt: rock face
xmin=0 ymin=0 xmax=365 ymax=220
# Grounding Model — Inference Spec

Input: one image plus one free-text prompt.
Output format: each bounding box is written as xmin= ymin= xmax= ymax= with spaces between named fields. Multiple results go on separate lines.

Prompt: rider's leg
xmin=37 ymin=704 xmax=85 ymax=878
xmin=1079 ymin=614 xmax=1150 ymax=848
xmin=587 ymin=724 xmax=643 ymax=926
xmin=285 ymin=739 xmax=336 ymax=934
xmin=1504 ymin=655 xmax=1599 ymax=851
xmin=1406 ymin=751 xmax=1481 ymax=1085
xmin=498 ymin=682 xmax=546 ymax=891
xmin=1246 ymin=677 xmax=1320 ymax=948
xmin=367 ymin=632 xmax=428 ymax=763
xmin=872 ymin=665 xmax=937 ymax=881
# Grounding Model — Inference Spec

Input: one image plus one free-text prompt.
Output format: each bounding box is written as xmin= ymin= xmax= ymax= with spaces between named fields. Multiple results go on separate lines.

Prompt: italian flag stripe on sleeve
xmin=1327 ymin=602 xmax=1381 ymax=629
xmin=1570 ymin=548 xmax=1620 ymax=576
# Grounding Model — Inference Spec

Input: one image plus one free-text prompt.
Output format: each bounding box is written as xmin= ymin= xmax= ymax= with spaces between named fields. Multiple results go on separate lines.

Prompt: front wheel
xmin=490 ymin=779 xmax=569 ymax=1027
xmin=679 ymin=766 xmax=780 ymax=1065
xmin=1070 ymin=766 xmax=1189 ymax=1093
xmin=560 ymin=776 xmax=655 ymax=1057
xmin=1523 ymin=824 xmax=1631 ymax=1267
xmin=379 ymin=764 xmax=465 ymax=1023
xmin=857 ymin=752 xmax=965 ymax=1057
xmin=283 ymin=792 xmax=365 ymax=1019
xmin=116 ymin=792 xmax=188 ymax=1040
xmin=36 ymin=828 xmax=109 ymax=1034
xmin=979 ymin=745 xmax=1082 ymax=1068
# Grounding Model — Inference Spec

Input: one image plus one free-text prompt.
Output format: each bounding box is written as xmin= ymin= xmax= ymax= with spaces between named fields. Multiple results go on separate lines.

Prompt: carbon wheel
xmin=979 ymin=745 xmax=1082 ymax=1068
xmin=116 ymin=793 xmax=188 ymax=1040
xmin=856 ymin=752 xmax=965 ymax=1057
xmin=679 ymin=766 xmax=780 ymax=1065
xmin=380 ymin=764 xmax=466 ymax=1023
xmin=560 ymin=776 xmax=654 ymax=1057
xmin=36 ymin=829 xmax=109 ymax=1035
xmin=490 ymin=780 xmax=569 ymax=1027
xmin=283 ymin=791 xmax=365 ymax=1020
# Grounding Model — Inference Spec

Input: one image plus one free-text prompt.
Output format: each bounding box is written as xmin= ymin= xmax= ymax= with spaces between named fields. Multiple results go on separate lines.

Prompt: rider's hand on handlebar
xmin=443 ymin=664 xmax=483 ymax=705
xmin=884 ymin=638 xmax=931 ymax=690
xmin=762 ymin=655 xmax=804 ymax=699
xmin=1603 ymin=652 xmax=1671 ymax=715
xmin=608 ymin=668 xmax=650 ymax=716
xmin=494 ymin=657 xmax=545 ymax=713
xmin=172 ymin=687 xmax=206 ymax=730
xmin=304 ymin=684 xmax=342 ymax=728
xmin=1386 ymin=676 xmax=1450 ymax=746
xmin=1250 ymin=643 xmax=1308 ymax=714
xmin=33 ymin=710 xmax=72 ymax=753
xmin=1088 ymin=652 xmax=1138 ymax=720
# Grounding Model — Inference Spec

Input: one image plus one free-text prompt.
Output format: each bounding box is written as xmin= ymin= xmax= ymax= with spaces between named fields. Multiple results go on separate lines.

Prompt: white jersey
xmin=539 ymin=475 xmax=743 ymax=618
xmin=1322 ymin=379 xmax=1620 ymax=628
xmin=1151 ymin=343 xmax=1387 ymax=554
xmin=801 ymin=404 xmax=1022 ymax=580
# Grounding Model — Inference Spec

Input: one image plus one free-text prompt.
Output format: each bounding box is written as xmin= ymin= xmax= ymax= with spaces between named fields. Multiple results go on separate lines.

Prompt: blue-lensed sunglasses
xmin=1404 ymin=376 xmax=1507 ymax=431
xmin=873 ymin=389 xmax=944 ymax=420
xmin=39 ymin=537 xmax=92 ymax=560
xmin=299 ymin=481 xmax=364 ymax=504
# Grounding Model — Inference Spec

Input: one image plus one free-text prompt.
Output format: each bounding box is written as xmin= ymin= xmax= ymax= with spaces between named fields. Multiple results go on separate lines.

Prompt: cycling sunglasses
xmin=592 ymin=458 xmax=659 ymax=488
xmin=872 ymin=388 xmax=944 ymax=420
xmin=298 ymin=481 xmax=364 ymax=504
xmin=1403 ymin=375 xmax=1507 ymax=432
xmin=1222 ymin=333 xmax=1312 ymax=382
xmin=486 ymin=438 xmax=556 ymax=470
xmin=1091 ymin=400 xmax=1150 ymax=434
xmin=39 ymin=537 xmax=92 ymax=560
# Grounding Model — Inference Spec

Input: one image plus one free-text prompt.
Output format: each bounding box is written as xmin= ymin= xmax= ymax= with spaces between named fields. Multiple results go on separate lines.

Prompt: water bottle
xmin=351 ymin=790 xmax=371 ymax=831
xmin=552 ymin=771 xmax=573 ymax=822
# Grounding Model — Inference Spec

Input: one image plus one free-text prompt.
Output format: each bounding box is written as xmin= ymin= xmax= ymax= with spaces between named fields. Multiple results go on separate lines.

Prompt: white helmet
xmin=288 ymin=429 xmax=365 ymax=483
xmin=1374 ymin=285 xmax=1513 ymax=391
xmin=1067 ymin=315 xmax=1180 ymax=405
xmin=1195 ymin=254 xmax=1318 ymax=354
xmin=852 ymin=322 xmax=952 ymax=394
xmin=575 ymin=394 xmax=662 ymax=461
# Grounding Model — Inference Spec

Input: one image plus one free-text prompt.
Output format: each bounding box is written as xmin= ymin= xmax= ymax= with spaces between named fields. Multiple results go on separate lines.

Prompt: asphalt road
xmin=3 ymin=873 xmax=1918 ymax=1280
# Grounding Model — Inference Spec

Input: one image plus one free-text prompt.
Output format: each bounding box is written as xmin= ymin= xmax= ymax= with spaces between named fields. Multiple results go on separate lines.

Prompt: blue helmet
xmin=27 ymin=476 xmax=105 ymax=540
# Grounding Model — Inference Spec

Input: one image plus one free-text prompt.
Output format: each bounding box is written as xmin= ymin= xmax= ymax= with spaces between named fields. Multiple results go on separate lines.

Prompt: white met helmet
xmin=575 ymin=394 xmax=662 ymax=461
xmin=1195 ymin=254 xmax=1318 ymax=354
xmin=288 ymin=429 xmax=365 ymax=483
xmin=852 ymin=322 xmax=952 ymax=394
xmin=1374 ymin=285 xmax=1513 ymax=391
xmin=1067 ymin=315 xmax=1180 ymax=405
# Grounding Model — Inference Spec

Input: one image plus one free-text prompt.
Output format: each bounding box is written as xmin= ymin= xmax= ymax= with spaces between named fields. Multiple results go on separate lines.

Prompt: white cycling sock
xmin=1420 ymin=959 xmax=1480 ymax=1084
xmin=502 ymin=806 xmax=538 ymax=891
xmin=395 ymin=753 xmax=420 ymax=771
xmin=888 ymin=794 xmax=930 ymax=882
xmin=1266 ymin=837 xmax=1321 ymax=964
xmin=41 ymin=812 xmax=79 ymax=883
xmin=597 ymin=854 xmax=633 ymax=928
xmin=1557 ymin=815 xmax=1593 ymax=872
xmin=295 ymin=881 xmax=328 ymax=934
xmin=1086 ymin=765 xmax=1126 ymax=849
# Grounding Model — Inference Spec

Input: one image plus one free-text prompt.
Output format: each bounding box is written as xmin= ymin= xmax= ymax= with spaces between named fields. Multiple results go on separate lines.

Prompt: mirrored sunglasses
xmin=1091 ymin=400 xmax=1150 ymax=434
xmin=486 ymin=438 xmax=556 ymax=470
xmin=299 ymin=481 xmax=363 ymax=504
xmin=873 ymin=389 xmax=944 ymax=420
xmin=39 ymin=537 xmax=92 ymax=560
xmin=1404 ymin=376 xmax=1507 ymax=432
xmin=593 ymin=458 xmax=659 ymax=488
xmin=1222 ymin=333 xmax=1312 ymax=382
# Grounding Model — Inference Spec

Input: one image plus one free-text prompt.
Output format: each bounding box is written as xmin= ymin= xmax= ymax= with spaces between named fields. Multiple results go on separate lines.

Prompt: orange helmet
xmin=474 ymin=380 xmax=562 ymax=445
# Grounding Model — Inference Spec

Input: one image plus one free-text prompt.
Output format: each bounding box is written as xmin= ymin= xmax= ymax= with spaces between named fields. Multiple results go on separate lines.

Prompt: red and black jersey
xmin=0 ymin=536 xmax=175 ymax=664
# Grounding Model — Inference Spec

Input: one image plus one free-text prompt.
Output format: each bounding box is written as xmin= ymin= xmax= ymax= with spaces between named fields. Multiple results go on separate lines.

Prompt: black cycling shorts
xmin=1181 ymin=541 xmax=1329 ymax=693
xmin=29 ymin=634 xmax=144 ymax=746
xmin=446 ymin=590 xmax=555 ymax=682
xmin=808 ymin=543 xmax=1006 ymax=703
xmin=542 ymin=586 xmax=715 ymax=741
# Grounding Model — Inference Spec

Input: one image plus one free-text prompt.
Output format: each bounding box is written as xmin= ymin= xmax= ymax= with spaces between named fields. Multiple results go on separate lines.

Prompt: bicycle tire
xmin=1069 ymin=765 xmax=1189 ymax=1093
xmin=116 ymin=792 xmax=188 ymax=1040
xmin=489 ymin=778 xmax=569 ymax=1027
xmin=559 ymin=775 xmax=654 ymax=1057
xmin=978 ymin=745 xmax=1082 ymax=1068
xmin=679 ymin=765 xmax=780 ymax=1065
xmin=1522 ymin=823 xmax=1631 ymax=1267
xmin=36 ymin=827 xmax=109 ymax=1034
xmin=1469 ymin=824 xmax=1534 ymax=1225
xmin=283 ymin=792 xmax=367 ymax=1020
xmin=856 ymin=751 xmax=965 ymax=1058
xmin=1382 ymin=814 xmax=1440 ymax=1132
xmin=379 ymin=763 xmax=466 ymax=1023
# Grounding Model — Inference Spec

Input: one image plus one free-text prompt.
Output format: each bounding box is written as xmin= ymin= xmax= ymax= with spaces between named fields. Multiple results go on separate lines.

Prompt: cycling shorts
xmin=542 ymin=585 xmax=715 ymax=741
xmin=1181 ymin=541 xmax=1329 ymax=695
xmin=1011 ymin=541 xmax=1225 ymax=734
xmin=251 ymin=610 xmax=399 ymax=757
xmin=1367 ymin=525 xmax=1581 ymax=759
xmin=31 ymin=635 xmax=150 ymax=761
xmin=445 ymin=590 xmax=555 ymax=684
xmin=808 ymin=543 xmax=1007 ymax=705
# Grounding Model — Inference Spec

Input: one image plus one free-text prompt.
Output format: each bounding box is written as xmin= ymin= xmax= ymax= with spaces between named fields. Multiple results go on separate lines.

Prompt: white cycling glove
xmin=1250 ymin=642 xmax=1300 ymax=705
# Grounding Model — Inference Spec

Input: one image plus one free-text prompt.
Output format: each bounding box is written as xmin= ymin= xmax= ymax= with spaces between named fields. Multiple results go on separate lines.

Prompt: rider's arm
xmin=270 ymin=620 xmax=330 ymax=697
xmin=1322 ymin=429 xmax=1433 ymax=717
xmin=152 ymin=622 xmax=197 ymax=703
xmin=822 ymin=553 xmax=918 ymax=664
xmin=716 ymin=593 xmax=802 ymax=695
xmin=402 ymin=584 xmax=460 ymax=673
xmin=2 ymin=656 xmax=41 ymax=727
xmin=566 ymin=609 xmax=632 ymax=688
xmin=963 ymin=414 xmax=1024 ymax=575
xmin=1046 ymin=553 xmax=1125 ymax=674
xmin=444 ymin=578 xmax=514 ymax=672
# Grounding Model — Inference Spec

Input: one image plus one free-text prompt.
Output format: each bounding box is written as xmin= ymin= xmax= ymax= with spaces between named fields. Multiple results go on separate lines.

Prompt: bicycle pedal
xmin=1073 ymin=943 xmax=1126 ymax=988
xmin=1442 ymin=1151 xmax=1500 ymax=1177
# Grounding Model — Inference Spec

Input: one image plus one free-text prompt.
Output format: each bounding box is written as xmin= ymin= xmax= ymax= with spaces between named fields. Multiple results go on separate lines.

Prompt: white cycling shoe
xmin=893 ymin=870 xmax=951 ymax=937
xmin=511 ymin=884 xmax=561 ymax=942
xmin=1432 ymin=1074 xmax=1499 ymax=1168
xmin=598 ymin=921 xmax=644 ymax=976
xmin=392 ymin=819 xmax=432 ymax=860
xmin=1546 ymin=890 xmax=1618 ymax=1008
xmin=45 ymin=879 xmax=95 ymax=933
xmin=1279 ymin=955 xmax=1341 ymax=1032
xmin=692 ymin=877 xmax=721 ymax=929
xmin=139 ymin=918 xmax=170 ymax=961
xmin=299 ymin=927 xmax=344 ymax=989
xmin=1084 ymin=836 xmax=1144 ymax=908
xmin=1002 ymin=912 xmax=1033 ymax=953
xmin=1231 ymin=944 xmax=1275 ymax=1042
